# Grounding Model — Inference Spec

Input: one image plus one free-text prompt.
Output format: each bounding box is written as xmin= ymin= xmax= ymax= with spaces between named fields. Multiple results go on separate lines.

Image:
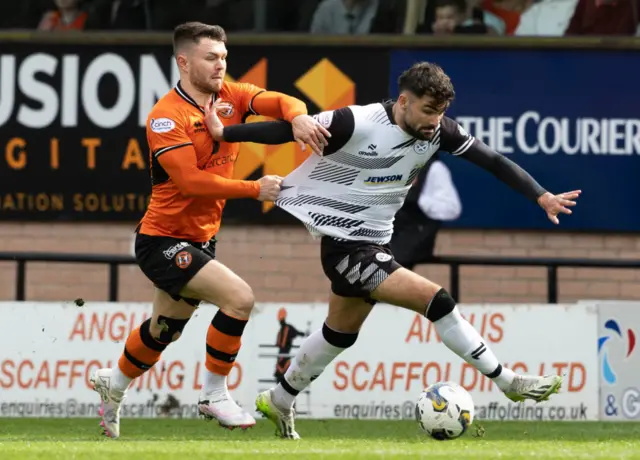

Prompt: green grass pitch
xmin=1 ymin=418 xmax=640 ymax=459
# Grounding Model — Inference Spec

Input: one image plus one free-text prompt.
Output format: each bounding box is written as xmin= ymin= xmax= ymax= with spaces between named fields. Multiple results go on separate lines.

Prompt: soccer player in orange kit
xmin=89 ymin=22 xmax=330 ymax=439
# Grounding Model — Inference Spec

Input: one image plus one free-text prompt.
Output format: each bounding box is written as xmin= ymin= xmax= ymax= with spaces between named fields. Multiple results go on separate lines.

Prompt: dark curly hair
xmin=397 ymin=62 xmax=455 ymax=108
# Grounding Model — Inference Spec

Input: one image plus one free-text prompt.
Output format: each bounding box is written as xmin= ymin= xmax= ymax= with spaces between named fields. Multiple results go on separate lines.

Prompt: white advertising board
xmin=0 ymin=301 xmax=599 ymax=421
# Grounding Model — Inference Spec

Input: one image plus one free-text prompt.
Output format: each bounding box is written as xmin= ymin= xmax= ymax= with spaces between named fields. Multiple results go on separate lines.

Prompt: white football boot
xmin=504 ymin=374 xmax=563 ymax=403
xmin=255 ymin=389 xmax=300 ymax=440
xmin=198 ymin=388 xmax=256 ymax=430
xmin=90 ymin=368 xmax=126 ymax=439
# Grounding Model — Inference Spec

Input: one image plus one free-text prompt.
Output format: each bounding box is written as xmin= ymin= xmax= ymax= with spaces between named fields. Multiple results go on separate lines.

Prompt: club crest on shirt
xmin=414 ymin=141 xmax=430 ymax=154
xmin=218 ymin=102 xmax=234 ymax=119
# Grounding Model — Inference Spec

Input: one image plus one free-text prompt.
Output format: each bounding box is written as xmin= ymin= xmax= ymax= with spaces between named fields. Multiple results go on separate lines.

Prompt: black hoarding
xmin=0 ymin=42 xmax=390 ymax=222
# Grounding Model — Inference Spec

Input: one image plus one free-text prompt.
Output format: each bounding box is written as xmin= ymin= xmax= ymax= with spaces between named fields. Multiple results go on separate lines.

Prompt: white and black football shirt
xmin=276 ymin=102 xmax=474 ymax=244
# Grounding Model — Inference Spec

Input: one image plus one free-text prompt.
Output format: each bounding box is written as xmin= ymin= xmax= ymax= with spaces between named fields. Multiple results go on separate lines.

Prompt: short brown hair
xmin=173 ymin=22 xmax=227 ymax=55
xmin=398 ymin=62 xmax=455 ymax=108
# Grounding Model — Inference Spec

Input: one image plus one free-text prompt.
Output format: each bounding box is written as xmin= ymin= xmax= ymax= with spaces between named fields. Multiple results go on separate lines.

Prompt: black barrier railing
xmin=2 ymin=252 xmax=640 ymax=304
xmin=1 ymin=252 xmax=137 ymax=303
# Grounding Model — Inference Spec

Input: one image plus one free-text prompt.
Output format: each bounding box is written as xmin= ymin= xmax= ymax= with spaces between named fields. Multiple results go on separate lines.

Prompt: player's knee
xmin=149 ymin=316 xmax=190 ymax=344
xmin=322 ymin=322 xmax=359 ymax=348
xmin=224 ymin=286 xmax=255 ymax=317
xmin=425 ymin=288 xmax=456 ymax=322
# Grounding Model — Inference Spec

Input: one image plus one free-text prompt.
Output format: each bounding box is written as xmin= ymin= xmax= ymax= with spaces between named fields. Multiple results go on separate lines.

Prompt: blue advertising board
xmin=390 ymin=50 xmax=640 ymax=232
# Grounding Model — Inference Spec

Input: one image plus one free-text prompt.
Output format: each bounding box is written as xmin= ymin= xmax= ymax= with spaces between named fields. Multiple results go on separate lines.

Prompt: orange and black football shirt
xmin=138 ymin=80 xmax=308 ymax=242
xmin=139 ymin=81 xmax=268 ymax=242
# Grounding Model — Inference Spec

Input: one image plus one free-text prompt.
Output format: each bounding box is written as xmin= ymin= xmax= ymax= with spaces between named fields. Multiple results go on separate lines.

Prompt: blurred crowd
xmin=0 ymin=0 xmax=638 ymax=36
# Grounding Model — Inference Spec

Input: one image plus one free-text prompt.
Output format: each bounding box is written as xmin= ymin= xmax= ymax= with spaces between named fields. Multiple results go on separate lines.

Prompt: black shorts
xmin=320 ymin=237 xmax=402 ymax=301
xmin=135 ymin=232 xmax=217 ymax=306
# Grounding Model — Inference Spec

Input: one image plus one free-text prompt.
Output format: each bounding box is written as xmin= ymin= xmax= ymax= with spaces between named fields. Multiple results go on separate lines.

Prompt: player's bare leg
xmin=257 ymin=295 xmax=372 ymax=439
xmin=91 ymin=289 xmax=196 ymax=439
xmin=180 ymin=260 xmax=257 ymax=430
xmin=371 ymin=268 xmax=562 ymax=402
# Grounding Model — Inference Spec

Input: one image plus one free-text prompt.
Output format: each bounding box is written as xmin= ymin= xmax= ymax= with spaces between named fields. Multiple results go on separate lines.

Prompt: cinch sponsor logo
xmin=150 ymin=118 xmax=175 ymax=133
xmin=364 ymin=175 xmax=403 ymax=184
xmin=598 ymin=318 xmax=636 ymax=385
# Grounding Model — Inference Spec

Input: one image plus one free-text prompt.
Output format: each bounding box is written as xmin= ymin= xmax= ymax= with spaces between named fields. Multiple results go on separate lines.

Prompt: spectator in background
xmin=431 ymin=0 xmax=506 ymax=35
xmin=481 ymin=0 xmax=532 ymax=34
xmin=565 ymin=0 xmax=639 ymax=35
xmin=390 ymin=154 xmax=462 ymax=270
xmin=38 ymin=0 xmax=88 ymax=31
xmin=515 ymin=0 xmax=578 ymax=35
xmin=199 ymin=0 xmax=254 ymax=32
xmin=273 ymin=308 xmax=307 ymax=385
xmin=84 ymin=0 xmax=148 ymax=30
xmin=264 ymin=0 xmax=321 ymax=32
xmin=310 ymin=0 xmax=379 ymax=34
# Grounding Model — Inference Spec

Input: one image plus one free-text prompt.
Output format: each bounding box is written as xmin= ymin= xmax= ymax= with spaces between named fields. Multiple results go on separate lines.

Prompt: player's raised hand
xmin=537 ymin=190 xmax=581 ymax=224
xmin=203 ymin=96 xmax=232 ymax=141
xmin=257 ymin=175 xmax=283 ymax=202
xmin=291 ymin=114 xmax=331 ymax=156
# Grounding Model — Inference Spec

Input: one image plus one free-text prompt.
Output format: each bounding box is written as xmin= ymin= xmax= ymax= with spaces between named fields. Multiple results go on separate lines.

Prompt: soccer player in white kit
xmin=205 ymin=62 xmax=581 ymax=439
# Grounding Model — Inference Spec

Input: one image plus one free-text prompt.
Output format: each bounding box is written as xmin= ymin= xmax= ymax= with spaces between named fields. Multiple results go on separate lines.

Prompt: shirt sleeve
xmin=312 ymin=107 xmax=356 ymax=154
xmin=227 ymin=81 xmax=308 ymax=123
xmin=147 ymin=112 xmax=193 ymax=156
xmin=439 ymin=117 xmax=547 ymax=202
xmin=147 ymin=109 xmax=259 ymax=199
xmin=229 ymin=82 xmax=266 ymax=119
xmin=250 ymin=91 xmax=308 ymax=123
xmin=439 ymin=116 xmax=476 ymax=156
xmin=222 ymin=106 xmax=356 ymax=155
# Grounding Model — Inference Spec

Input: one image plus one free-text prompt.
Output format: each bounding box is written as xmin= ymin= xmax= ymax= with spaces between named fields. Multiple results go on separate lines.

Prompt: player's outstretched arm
xmin=459 ymin=142 xmax=580 ymax=224
xmin=158 ymin=146 xmax=261 ymax=200
xmin=225 ymin=120 xmax=295 ymax=144
xmin=440 ymin=117 xmax=581 ymax=224
xmin=250 ymin=91 xmax=331 ymax=154
xmin=206 ymin=101 xmax=354 ymax=157
xmin=205 ymin=98 xmax=295 ymax=145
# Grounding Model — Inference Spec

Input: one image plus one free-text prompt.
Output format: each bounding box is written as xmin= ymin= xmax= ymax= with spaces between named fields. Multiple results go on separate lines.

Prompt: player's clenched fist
xmin=257 ymin=175 xmax=283 ymax=202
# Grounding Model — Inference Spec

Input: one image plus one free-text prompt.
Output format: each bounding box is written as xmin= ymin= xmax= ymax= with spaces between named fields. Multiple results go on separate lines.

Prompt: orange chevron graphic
xmin=225 ymin=58 xmax=267 ymax=88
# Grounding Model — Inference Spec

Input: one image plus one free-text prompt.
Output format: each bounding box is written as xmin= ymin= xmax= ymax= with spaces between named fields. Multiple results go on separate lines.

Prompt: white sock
xmin=273 ymin=323 xmax=356 ymax=411
xmin=111 ymin=365 xmax=133 ymax=394
xmin=202 ymin=370 xmax=228 ymax=398
xmin=434 ymin=307 xmax=515 ymax=391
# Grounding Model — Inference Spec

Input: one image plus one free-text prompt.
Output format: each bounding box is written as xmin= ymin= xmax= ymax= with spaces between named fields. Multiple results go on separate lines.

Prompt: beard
xmin=403 ymin=116 xmax=438 ymax=141
xmin=402 ymin=120 xmax=436 ymax=141
xmin=191 ymin=73 xmax=222 ymax=94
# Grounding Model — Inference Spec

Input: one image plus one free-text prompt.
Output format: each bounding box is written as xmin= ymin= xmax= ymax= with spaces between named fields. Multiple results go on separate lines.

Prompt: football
xmin=415 ymin=381 xmax=475 ymax=440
